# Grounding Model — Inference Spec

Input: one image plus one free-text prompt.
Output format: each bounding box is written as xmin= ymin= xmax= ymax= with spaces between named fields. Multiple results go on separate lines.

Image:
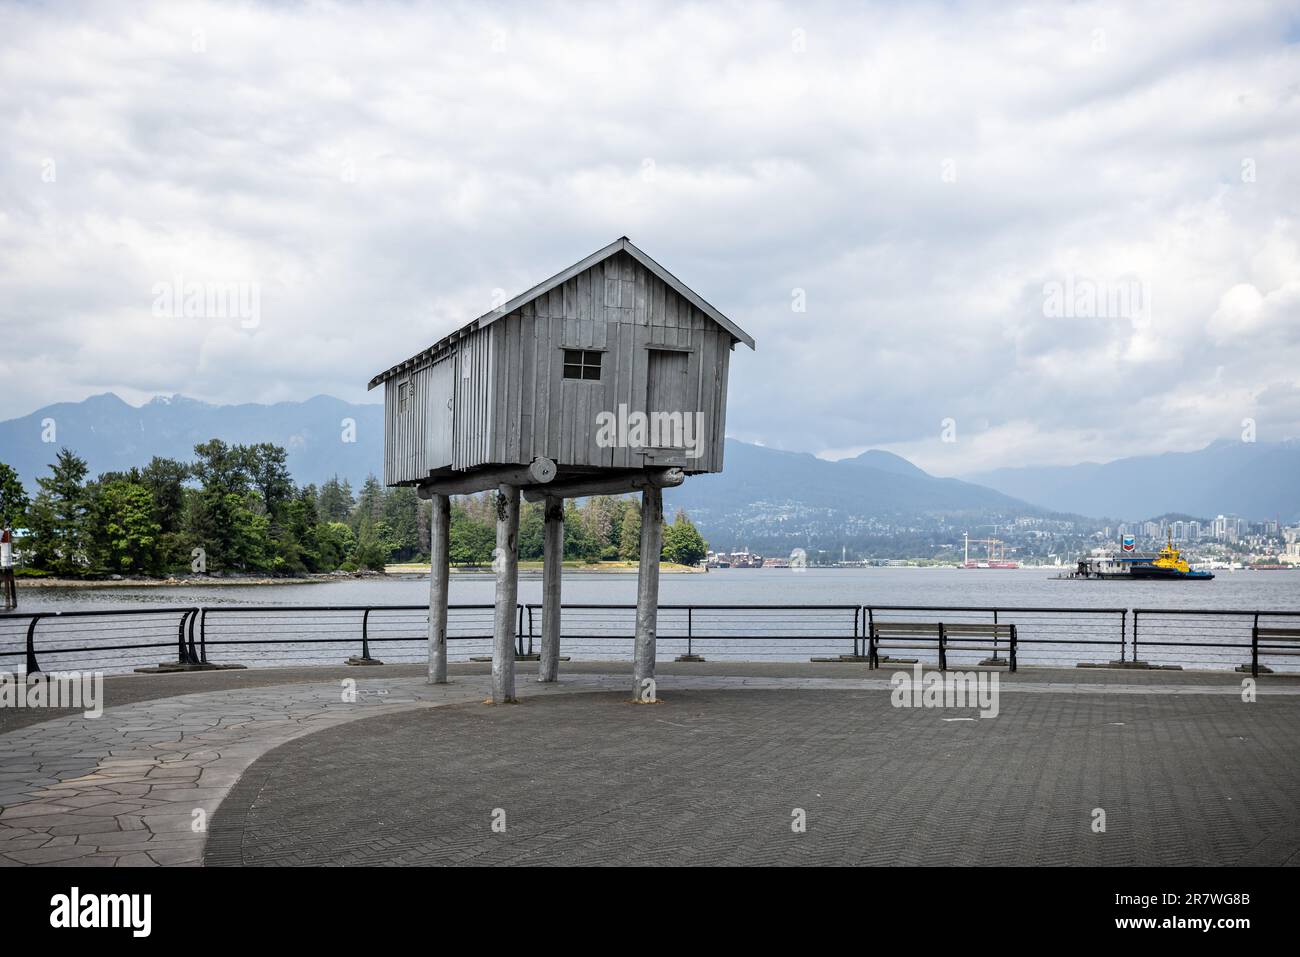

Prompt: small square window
xmin=562 ymin=350 xmax=602 ymax=381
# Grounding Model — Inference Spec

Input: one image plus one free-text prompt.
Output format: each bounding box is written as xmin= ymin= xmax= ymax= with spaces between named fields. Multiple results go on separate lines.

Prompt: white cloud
xmin=1 ymin=0 xmax=1298 ymax=476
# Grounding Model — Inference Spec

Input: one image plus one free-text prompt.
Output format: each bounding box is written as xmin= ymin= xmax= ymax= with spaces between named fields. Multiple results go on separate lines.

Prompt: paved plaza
xmin=1 ymin=662 xmax=1298 ymax=866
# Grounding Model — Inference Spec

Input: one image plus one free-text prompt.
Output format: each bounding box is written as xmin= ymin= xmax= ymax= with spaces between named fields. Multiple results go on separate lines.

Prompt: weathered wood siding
xmin=483 ymin=250 xmax=729 ymax=474
xmin=383 ymin=250 xmax=732 ymax=483
xmin=424 ymin=353 xmax=455 ymax=469
xmin=383 ymin=363 xmax=431 ymax=485
xmin=452 ymin=327 xmax=494 ymax=471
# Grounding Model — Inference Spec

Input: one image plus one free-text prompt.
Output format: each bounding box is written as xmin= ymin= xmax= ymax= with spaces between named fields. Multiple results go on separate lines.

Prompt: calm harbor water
xmin=6 ymin=567 xmax=1299 ymax=673
xmin=13 ymin=565 xmax=1300 ymax=613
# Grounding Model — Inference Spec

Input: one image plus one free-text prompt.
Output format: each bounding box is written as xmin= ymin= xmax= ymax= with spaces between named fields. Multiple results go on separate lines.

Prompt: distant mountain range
xmin=3 ymin=395 xmax=1295 ymax=536
xmin=964 ymin=440 xmax=1300 ymax=523
xmin=668 ymin=442 xmax=1030 ymax=520
xmin=1 ymin=393 xmax=385 ymax=492
xmin=663 ymin=442 xmax=1053 ymax=551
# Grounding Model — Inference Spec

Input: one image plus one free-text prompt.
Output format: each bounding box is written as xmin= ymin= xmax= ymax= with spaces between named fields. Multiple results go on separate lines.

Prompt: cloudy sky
xmin=2 ymin=0 xmax=1298 ymax=475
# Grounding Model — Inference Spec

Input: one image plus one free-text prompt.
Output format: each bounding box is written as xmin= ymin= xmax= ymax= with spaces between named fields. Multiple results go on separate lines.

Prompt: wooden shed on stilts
xmin=368 ymin=238 xmax=754 ymax=703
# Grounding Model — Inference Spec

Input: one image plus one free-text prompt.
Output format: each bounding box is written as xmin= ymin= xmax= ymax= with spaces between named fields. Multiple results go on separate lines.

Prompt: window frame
xmin=562 ymin=348 xmax=604 ymax=382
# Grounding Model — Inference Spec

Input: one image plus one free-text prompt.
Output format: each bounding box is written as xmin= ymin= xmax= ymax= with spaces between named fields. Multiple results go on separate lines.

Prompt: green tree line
xmin=0 ymin=447 xmax=707 ymax=578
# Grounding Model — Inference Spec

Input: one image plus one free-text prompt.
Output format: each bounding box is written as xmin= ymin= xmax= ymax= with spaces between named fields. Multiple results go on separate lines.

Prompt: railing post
xmin=866 ymin=607 xmax=876 ymax=668
xmin=992 ymin=608 xmax=999 ymax=659
xmin=517 ymin=604 xmax=525 ymax=657
xmin=527 ymin=605 xmax=535 ymax=656
xmin=1130 ymin=610 xmax=1137 ymax=663
xmin=852 ymin=607 xmax=859 ymax=658
xmin=186 ymin=607 xmax=201 ymax=665
xmin=199 ymin=608 xmax=208 ymax=663
xmin=1252 ymin=612 xmax=1259 ymax=678
xmin=938 ymin=621 xmax=947 ymax=671
xmin=688 ymin=607 xmax=694 ymax=658
xmin=361 ymin=608 xmax=372 ymax=660
xmin=25 ymin=614 xmax=42 ymax=674
xmin=177 ymin=610 xmax=193 ymax=664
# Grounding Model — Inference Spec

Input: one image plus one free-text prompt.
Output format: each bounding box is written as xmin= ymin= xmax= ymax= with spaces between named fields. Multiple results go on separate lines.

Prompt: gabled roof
xmin=368 ymin=237 xmax=754 ymax=390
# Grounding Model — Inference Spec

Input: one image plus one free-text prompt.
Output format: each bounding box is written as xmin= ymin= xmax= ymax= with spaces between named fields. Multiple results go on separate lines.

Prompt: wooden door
xmin=646 ymin=349 xmax=690 ymax=449
xmin=424 ymin=354 xmax=455 ymax=470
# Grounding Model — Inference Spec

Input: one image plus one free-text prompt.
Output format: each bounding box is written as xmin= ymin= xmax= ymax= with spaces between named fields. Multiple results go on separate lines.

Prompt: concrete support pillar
xmin=491 ymin=484 xmax=521 ymax=704
xmin=427 ymin=493 xmax=451 ymax=684
xmin=633 ymin=486 xmax=663 ymax=702
xmin=539 ymin=496 xmax=563 ymax=683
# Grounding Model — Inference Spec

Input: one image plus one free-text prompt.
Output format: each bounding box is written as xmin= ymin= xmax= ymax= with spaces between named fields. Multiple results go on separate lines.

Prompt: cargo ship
xmin=1060 ymin=536 xmax=1214 ymax=581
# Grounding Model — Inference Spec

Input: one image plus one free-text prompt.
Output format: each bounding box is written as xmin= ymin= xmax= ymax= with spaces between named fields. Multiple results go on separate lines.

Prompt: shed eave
xmin=366 ymin=322 xmax=477 ymax=390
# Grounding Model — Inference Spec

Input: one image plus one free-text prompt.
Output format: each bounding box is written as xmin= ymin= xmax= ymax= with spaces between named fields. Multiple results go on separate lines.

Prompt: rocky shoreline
xmin=17 ymin=570 xmax=379 ymax=589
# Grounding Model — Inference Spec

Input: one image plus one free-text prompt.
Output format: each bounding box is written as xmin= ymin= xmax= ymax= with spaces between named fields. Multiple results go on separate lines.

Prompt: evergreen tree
xmin=582 ymin=496 xmax=621 ymax=560
xmin=618 ymin=504 xmax=641 ymax=561
xmin=353 ymin=475 xmax=386 ymax=530
xmin=351 ymin=518 xmax=392 ymax=571
xmin=517 ymin=501 xmax=545 ymax=560
xmin=563 ymin=500 xmax=600 ymax=561
xmin=139 ymin=457 xmax=190 ymax=534
xmin=26 ymin=449 xmax=90 ymax=575
xmin=0 ymin=462 xmax=29 ymax=529
xmin=139 ymin=456 xmax=192 ymax=571
xmin=318 ymin=475 xmax=354 ymax=522
xmin=186 ymin=440 xmax=281 ymax=573
xmin=381 ymin=486 xmax=422 ymax=562
xmin=278 ymin=487 xmax=323 ymax=573
xmin=242 ymin=443 xmax=294 ymax=520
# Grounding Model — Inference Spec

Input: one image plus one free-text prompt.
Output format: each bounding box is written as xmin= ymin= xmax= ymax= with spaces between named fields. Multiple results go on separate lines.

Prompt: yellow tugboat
xmin=1062 ymin=533 xmax=1215 ymax=580
xmin=1128 ymin=534 xmax=1214 ymax=581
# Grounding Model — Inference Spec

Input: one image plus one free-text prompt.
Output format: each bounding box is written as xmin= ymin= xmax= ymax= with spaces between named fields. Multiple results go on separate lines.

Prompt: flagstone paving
xmin=1 ymin=664 xmax=1298 ymax=866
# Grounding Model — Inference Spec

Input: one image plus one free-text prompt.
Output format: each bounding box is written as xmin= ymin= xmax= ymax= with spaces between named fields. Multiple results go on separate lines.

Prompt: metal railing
xmin=521 ymin=603 xmax=862 ymax=660
xmin=2 ymin=602 xmax=1298 ymax=675
xmin=1131 ymin=608 xmax=1300 ymax=672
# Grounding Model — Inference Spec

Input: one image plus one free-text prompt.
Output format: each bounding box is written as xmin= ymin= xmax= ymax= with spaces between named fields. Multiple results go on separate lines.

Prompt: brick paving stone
xmin=208 ymin=688 xmax=1300 ymax=867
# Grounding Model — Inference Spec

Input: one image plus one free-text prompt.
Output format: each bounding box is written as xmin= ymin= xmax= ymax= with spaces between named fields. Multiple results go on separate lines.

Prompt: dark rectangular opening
xmin=563 ymin=349 xmax=602 ymax=381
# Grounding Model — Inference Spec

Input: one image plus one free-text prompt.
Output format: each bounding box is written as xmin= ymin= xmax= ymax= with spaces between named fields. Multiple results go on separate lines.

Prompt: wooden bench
xmin=1251 ymin=626 xmax=1300 ymax=677
xmin=869 ymin=622 xmax=1017 ymax=672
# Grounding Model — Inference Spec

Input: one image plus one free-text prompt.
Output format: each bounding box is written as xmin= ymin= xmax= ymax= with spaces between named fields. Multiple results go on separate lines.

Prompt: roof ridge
xmin=368 ymin=239 xmax=754 ymax=389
